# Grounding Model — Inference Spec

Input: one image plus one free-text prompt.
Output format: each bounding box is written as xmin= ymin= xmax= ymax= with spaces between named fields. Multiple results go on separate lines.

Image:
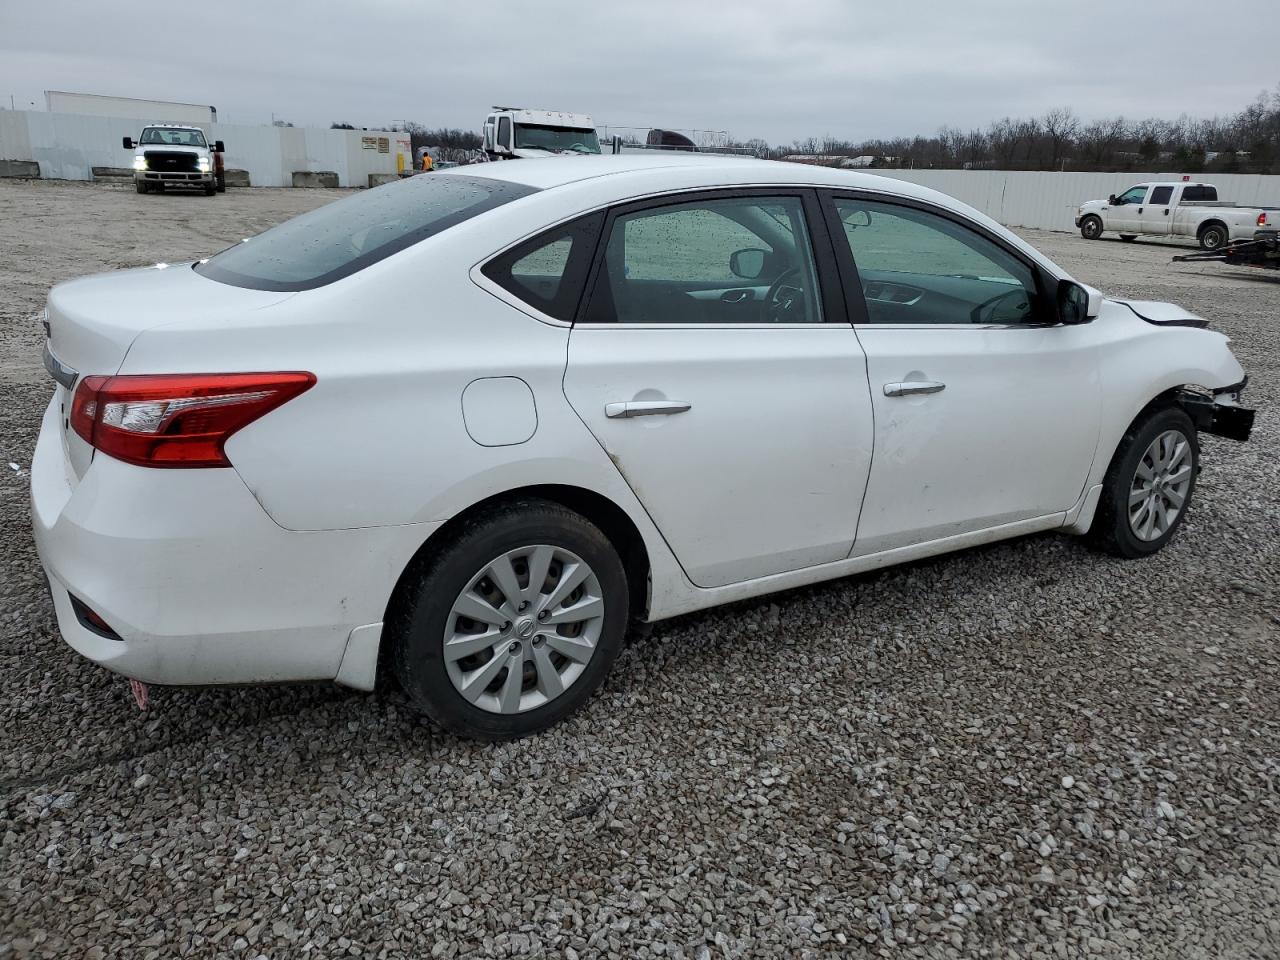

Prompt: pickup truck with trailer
xmin=123 ymin=124 xmax=225 ymax=195
xmin=1076 ymin=182 xmax=1276 ymax=250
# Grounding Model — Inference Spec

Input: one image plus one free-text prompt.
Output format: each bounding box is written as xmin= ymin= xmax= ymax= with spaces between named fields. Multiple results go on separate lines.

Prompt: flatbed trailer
xmin=1173 ymin=231 xmax=1279 ymax=271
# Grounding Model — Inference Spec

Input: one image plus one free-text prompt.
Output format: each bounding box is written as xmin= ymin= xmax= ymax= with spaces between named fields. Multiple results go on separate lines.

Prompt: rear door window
xmin=196 ymin=175 xmax=535 ymax=291
xmin=1148 ymin=186 xmax=1173 ymax=204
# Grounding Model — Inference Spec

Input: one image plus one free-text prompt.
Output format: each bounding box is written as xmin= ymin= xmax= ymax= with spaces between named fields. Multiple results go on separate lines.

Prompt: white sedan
xmin=32 ymin=156 xmax=1255 ymax=739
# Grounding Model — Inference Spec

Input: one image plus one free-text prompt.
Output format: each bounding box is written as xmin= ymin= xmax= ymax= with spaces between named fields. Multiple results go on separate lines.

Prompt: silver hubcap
xmin=444 ymin=545 xmax=605 ymax=714
xmin=1129 ymin=429 xmax=1192 ymax=541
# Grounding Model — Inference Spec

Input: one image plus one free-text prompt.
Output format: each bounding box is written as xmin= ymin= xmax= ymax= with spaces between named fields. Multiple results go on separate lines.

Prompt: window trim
xmin=573 ymin=187 xmax=845 ymax=328
xmin=819 ymin=188 xmax=1058 ymax=330
xmin=479 ymin=211 xmax=604 ymax=324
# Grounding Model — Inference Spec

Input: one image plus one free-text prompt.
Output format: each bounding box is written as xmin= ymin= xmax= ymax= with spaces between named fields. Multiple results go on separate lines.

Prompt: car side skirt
xmin=644 ymin=512 xmax=1068 ymax=623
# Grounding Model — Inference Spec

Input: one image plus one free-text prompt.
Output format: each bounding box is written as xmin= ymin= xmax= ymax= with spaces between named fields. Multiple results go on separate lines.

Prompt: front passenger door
xmin=827 ymin=194 xmax=1101 ymax=555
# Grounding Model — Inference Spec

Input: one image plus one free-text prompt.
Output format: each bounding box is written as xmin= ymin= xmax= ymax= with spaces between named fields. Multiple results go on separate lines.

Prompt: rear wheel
xmin=135 ymin=181 xmax=147 ymax=194
xmin=1080 ymin=215 xmax=1103 ymax=240
xmin=1199 ymin=223 xmax=1228 ymax=251
xmin=1089 ymin=405 xmax=1199 ymax=558
xmin=390 ymin=499 xmax=629 ymax=740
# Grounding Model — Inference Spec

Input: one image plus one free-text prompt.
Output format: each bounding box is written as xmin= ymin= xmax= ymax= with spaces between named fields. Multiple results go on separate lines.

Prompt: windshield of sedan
xmin=195 ymin=174 xmax=537 ymax=291
xmin=514 ymin=124 xmax=601 ymax=154
xmin=140 ymin=127 xmax=207 ymax=147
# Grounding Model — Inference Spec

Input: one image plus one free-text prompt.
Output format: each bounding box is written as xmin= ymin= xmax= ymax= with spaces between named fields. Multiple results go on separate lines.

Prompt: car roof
xmin=446 ymin=154 xmax=907 ymax=193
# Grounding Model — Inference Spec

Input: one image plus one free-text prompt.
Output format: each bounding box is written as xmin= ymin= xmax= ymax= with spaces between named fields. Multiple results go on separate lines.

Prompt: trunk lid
xmin=45 ymin=264 xmax=293 ymax=480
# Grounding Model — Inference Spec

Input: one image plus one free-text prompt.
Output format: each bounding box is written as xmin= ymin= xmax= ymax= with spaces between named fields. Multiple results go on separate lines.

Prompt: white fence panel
xmin=861 ymin=169 xmax=1280 ymax=231
xmin=0 ymin=109 xmax=406 ymax=187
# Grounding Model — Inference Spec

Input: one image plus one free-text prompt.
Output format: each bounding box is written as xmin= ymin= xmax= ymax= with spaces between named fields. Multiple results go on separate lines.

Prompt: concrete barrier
xmin=0 ymin=159 xmax=40 ymax=178
xmin=223 ymin=168 xmax=251 ymax=187
xmin=292 ymin=171 xmax=339 ymax=189
xmin=90 ymin=166 xmax=133 ymax=180
xmin=368 ymin=173 xmax=400 ymax=188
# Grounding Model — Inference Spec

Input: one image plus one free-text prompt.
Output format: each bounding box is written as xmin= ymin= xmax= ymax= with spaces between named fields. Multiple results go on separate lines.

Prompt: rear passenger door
xmin=563 ymin=190 xmax=875 ymax=588
xmin=1138 ymin=185 xmax=1175 ymax=236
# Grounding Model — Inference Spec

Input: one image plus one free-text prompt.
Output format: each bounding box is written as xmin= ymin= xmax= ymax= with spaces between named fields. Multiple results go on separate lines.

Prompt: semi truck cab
xmin=482 ymin=107 xmax=601 ymax=159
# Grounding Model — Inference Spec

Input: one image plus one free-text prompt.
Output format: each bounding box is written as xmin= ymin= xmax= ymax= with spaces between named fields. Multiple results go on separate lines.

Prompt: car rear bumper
xmin=30 ymin=393 xmax=435 ymax=688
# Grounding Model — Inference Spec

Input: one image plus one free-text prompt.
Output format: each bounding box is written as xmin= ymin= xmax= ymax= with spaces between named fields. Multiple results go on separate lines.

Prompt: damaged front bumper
xmin=1178 ymin=378 xmax=1255 ymax=442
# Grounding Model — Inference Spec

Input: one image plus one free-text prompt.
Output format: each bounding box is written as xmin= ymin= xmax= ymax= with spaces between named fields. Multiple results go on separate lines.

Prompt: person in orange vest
xmin=421 ymin=150 xmax=434 ymax=172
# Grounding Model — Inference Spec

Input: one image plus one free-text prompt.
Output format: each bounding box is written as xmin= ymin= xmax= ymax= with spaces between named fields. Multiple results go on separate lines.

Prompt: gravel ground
xmin=1 ymin=179 xmax=1278 ymax=959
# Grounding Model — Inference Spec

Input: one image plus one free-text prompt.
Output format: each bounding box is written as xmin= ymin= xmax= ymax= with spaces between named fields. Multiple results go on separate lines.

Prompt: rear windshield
xmin=195 ymin=174 xmax=537 ymax=291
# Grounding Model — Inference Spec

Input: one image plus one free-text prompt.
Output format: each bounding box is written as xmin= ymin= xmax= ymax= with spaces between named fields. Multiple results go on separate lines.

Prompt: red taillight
xmin=1259 ymin=212 xmax=1269 ymax=227
xmin=69 ymin=372 xmax=315 ymax=468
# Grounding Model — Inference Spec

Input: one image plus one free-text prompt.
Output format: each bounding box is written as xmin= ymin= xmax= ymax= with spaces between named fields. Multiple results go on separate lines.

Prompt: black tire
xmin=1199 ymin=223 xmax=1228 ymax=251
xmin=135 ymin=181 xmax=147 ymax=194
xmin=1120 ymin=234 xmax=1138 ymax=242
xmin=1079 ymin=216 xmax=1103 ymax=240
xmin=215 ymin=172 xmax=226 ymax=193
xmin=204 ymin=182 xmax=217 ymax=196
xmin=389 ymin=499 xmax=630 ymax=740
xmin=1088 ymin=405 xmax=1199 ymax=559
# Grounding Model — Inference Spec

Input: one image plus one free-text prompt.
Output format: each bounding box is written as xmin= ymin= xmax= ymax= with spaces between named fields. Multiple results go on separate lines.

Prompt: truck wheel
xmin=1120 ymin=234 xmax=1138 ymax=242
xmin=204 ymin=182 xmax=217 ymax=196
xmin=1199 ymin=224 xmax=1228 ymax=251
xmin=215 ymin=173 xmax=226 ymax=193
xmin=135 ymin=181 xmax=148 ymax=194
xmin=1079 ymin=216 xmax=1103 ymax=240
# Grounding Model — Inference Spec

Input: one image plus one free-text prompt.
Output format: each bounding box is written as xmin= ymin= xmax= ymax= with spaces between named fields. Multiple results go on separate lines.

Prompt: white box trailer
xmin=44 ymin=91 xmax=216 ymax=125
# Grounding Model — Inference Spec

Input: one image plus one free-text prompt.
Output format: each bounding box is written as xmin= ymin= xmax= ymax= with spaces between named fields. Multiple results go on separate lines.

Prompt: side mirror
xmin=214 ymin=140 xmax=225 ymax=153
xmin=1108 ymin=194 xmax=1118 ymax=205
xmin=1057 ymin=280 xmax=1100 ymax=324
xmin=843 ymin=209 xmax=872 ymax=229
xmin=123 ymin=137 xmax=136 ymax=149
xmin=729 ymin=247 xmax=767 ymax=280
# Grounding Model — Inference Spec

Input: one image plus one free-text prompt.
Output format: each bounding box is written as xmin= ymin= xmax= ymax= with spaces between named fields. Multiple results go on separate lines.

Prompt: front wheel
xmin=389 ymin=500 xmax=630 ymax=740
xmin=1199 ymin=224 xmax=1228 ymax=251
xmin=135 ymin=181 xmax=147 ymax=194
xmin=1080 ymin=215 xmax=1103 ymax=240
xmin=1089 ymin=406 xmax=1199 ymax=558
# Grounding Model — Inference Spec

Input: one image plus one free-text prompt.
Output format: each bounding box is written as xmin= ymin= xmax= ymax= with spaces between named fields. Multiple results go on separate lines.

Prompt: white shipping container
xmin=44 ymin=91 xmax=216 ymax=125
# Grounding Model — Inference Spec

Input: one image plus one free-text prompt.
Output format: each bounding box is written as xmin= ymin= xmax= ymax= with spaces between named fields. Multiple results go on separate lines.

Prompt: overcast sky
xmin=2 ymin=0 xmax=1277 ymax=144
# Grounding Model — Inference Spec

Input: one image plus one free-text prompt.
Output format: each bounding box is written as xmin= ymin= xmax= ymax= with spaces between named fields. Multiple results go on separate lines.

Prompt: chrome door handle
xmin=605 ymin=400 xmax=692 ymax=419
xmin=884 ymin=381 xmax=945 ymax=397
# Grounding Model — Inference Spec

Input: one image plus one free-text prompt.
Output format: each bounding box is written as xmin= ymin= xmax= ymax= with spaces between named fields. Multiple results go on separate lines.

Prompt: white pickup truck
xmin=1076 ymin=182 xmax=1276 ymax=250
xmin=123 ymin=124 xmax=225 ymax=195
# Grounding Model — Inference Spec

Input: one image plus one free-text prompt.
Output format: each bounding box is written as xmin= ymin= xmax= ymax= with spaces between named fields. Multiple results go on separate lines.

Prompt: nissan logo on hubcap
xmin=516 ymin=618 xmax=536 ymax=639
